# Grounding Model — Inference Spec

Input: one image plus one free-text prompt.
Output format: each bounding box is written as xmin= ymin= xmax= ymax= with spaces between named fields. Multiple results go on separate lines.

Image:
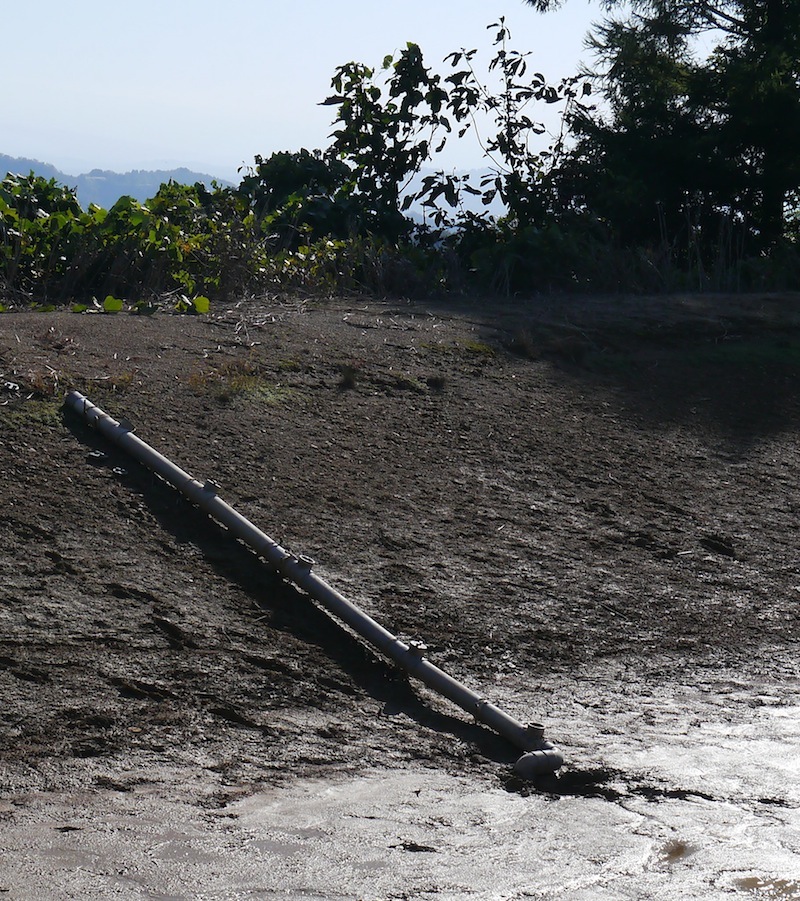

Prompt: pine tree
xmin=531 ymin=0 xmax=800 ymax=249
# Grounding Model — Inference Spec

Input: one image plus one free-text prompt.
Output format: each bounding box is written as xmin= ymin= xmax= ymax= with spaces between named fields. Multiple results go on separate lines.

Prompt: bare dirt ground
xmin=1 ymin=292 xmax=799 ymax=898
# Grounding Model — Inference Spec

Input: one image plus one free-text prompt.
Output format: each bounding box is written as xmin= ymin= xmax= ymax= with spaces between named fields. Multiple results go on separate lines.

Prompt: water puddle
xmin=735 ymin=876 xmax=800 ymax=899
xmin=661 ymin=839 xmax=697 ymax=864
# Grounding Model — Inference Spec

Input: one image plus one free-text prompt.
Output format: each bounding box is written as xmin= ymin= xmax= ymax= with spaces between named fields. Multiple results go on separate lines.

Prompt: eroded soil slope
xmin=1 ymin=292 xmax=799 ymax=800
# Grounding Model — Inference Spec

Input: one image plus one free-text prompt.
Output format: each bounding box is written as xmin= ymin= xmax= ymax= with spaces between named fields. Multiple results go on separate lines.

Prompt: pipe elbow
xmin=513 ymin=744 xmax=565 ymax=779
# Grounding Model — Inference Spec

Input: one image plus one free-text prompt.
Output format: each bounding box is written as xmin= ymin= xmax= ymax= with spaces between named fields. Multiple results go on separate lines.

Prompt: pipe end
xmin=513 ymin=745 xmax=565 ymax=779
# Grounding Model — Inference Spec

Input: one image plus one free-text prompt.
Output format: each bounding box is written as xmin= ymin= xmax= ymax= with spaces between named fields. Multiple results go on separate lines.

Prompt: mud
xmin=1 ymin=292 xmax=799 ymax=897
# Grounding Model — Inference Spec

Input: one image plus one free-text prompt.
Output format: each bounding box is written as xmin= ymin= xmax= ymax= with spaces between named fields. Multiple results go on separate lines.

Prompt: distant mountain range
xmin=0 ymin=153 xmax=233 ymax=210
xmin=1 ymin=153 xmax=505 ymax=220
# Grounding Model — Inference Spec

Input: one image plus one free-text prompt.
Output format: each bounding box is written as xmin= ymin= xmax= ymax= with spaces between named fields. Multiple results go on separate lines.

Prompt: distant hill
xmin=0 ymin=154 xmax=234 ymax=209
xmin=1 ymin=153 xmax=505 ymax=220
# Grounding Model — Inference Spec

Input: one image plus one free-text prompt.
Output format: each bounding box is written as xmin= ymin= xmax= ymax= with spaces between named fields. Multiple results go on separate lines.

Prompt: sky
xmin=5 ymin=0 xmax=598 ymax=183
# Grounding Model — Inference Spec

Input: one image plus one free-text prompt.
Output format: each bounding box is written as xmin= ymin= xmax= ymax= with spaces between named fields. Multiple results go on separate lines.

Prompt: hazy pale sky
xmin=6 ymin=1 xmax=597 ymax=181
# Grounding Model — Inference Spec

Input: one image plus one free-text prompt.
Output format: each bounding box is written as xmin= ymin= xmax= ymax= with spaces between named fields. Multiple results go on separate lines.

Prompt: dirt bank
xmin=1 ymin=292 xmax=799 ymax=897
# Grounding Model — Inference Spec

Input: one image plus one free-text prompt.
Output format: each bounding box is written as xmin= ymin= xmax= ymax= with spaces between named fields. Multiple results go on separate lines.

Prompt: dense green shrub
xmin=0 ymin=175 xmax=265 ymax=306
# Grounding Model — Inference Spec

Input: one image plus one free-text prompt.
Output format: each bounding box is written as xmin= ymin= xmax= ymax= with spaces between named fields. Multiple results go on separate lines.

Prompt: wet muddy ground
xmin=1 ymin=292 xmax=799 ymax=897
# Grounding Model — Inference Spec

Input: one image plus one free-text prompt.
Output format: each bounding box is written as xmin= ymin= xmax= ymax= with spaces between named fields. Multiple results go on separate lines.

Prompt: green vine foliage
xmin=0 ymin=174 xmax=88 ymax=301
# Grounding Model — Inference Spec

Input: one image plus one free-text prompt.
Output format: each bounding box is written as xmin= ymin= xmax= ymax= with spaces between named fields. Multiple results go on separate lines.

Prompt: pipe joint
xmin=523 ymin=722 xmax=546 ymax=742
xmin=295 ymin=554 xmax=315 ymax=571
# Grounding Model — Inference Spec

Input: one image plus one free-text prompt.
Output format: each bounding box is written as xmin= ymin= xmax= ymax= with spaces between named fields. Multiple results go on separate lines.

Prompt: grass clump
xmin=392 ymin=374 xmax=428 ymax=393
xmin=462 ymin=339 xmax=496 ymax=357
xmin=3 ymin=399 xmax=62 ymax=430
xmin=188 ymin=357 xmax=297 ymax=406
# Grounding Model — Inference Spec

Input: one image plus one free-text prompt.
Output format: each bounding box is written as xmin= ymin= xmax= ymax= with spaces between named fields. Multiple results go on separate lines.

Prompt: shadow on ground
xmin=463 ymin=292 xmax=800 ymax=449
xmin=62 ymin=405 xmax=521 ymax=768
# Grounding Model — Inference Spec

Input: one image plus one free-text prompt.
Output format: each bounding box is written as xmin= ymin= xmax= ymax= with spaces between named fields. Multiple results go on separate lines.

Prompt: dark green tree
xmin=530 ymin=0 xmax=800 ymax=251
xmin=237 ymin=149 xmax=352 ymax=249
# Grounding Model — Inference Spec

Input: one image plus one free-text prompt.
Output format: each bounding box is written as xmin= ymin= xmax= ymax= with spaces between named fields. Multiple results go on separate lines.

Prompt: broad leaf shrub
xmin=237 ymin=150 xmax=353 ymax=250
xmin=0 ymin=174 xmax=88 ymax=303
xmin=0 ymin=175 xmax=264 ymax=307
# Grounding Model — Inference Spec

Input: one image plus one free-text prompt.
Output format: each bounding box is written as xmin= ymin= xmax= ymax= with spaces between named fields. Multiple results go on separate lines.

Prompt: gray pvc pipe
xmin=65 ymin=389 xmax=563 ymax=774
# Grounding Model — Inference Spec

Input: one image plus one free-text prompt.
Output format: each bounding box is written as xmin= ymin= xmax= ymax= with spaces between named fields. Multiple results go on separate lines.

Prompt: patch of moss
xmin=217 ymin=377 xmax=297 ymax=406
xmin=462 ymin=339 xmax=496 ymax=357
xmin=392 ymin=374 xmax=428 ymax=393
xmin=420 ymin=341 xmax=453 ymax=354
xmin=3 ymin=399 xmax=62 ymax=430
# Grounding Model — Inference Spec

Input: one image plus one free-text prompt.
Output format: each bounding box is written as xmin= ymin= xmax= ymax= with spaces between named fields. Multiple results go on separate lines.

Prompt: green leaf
xmin=103 ymin=295 xmax=124 ymax=313
xmin=192 ymin=295 xmax=210 ymax=314
xmin=130 ymin=299 xmax=158 ymax=316
xmin=88 ymin=204 xmax=108 ymax=223
xmin=71 ymin=303 xmax=89 ymax=313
